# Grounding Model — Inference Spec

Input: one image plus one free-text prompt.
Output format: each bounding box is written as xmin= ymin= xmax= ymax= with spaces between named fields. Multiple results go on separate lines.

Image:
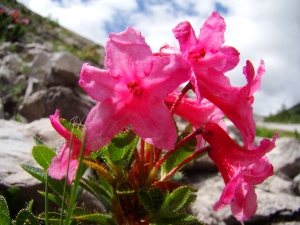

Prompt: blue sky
xmin=17 ymin=0 xmax=300 ymax=116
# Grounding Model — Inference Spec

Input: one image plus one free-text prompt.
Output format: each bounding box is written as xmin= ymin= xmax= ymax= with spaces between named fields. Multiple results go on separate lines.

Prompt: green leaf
xmin=80 ymin=177 xmax=113 ymax=211
xmin=160 ymin=191 xmax=171 ymax=210
xmin=38 ymin=212 xmax=62 ymax=225
xmin=0 ymin=212 xmax=10 ymax=225
xmin=73 ymin=212 xmax=117 ymax=225
xmin=0 ymin=195 xmax=10 ymax=218
xmin=181 ymin=194 xmax=197 ymax=209
xmin=21 ymin=165 xmax=71 ymax=198
xmin=14 ymin=209 xmax=39 ymax=225
xmin=25 ymin=200 xmax=34 ymax=212
xmin=38 ymin=191 xmax=66 ymax=207
xmin=106 ymin=130 xmax=138 ymax=167
xmin=20 ymin=165 xmax=45 ymax=183
xmin=138 ymin=190 xmax=155 ymax=214
xmin=168 ymin=186 xmax=191 ymax=211
xmin=32 ymin=145 xmax=56 ymax=170
xmin=33 ymin=135 xmax=45 ymax=145
xmin=162 ymin=132 xmax=196 ymax=176
xmin=155 ymin=214 xmax=204 ymax=225
xmin=116 ymin=181 xmax=135 ymax=195
xmin=60 ymin=118 xmax=82 ymax=139
xmin=148 ymin=188 xmax=164 ymax=212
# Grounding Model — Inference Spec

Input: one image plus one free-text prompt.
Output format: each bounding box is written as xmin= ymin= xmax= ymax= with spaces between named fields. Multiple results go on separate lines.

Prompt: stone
xmin=267 ymin=137 xmax=300 ymax=179
xmin=19 ymin=86 xmax=95 ymax=122
xmin=0 ymin=54 xmax=23 ymax=83
xmin=26 ymin=50 xmax=52 ymax=81
xmin=49 ymin=51 xmax=83 ymax=86
xmin=0 ymin=118 xmax=103 ymax=215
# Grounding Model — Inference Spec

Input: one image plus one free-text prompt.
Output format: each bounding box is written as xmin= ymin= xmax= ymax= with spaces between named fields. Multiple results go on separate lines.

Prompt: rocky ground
xmin=1 ymin=117 xmax=300 ymax=225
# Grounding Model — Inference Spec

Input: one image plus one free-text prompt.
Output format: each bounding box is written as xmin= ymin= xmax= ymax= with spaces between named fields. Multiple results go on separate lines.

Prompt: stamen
xmin=127 ymin=81 xmax=143 ymax=95
xmin=189 ymin=48 xmax=206 ymax=62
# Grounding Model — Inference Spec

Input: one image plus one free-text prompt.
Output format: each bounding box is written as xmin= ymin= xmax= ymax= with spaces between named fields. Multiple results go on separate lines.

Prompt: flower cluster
xmin=48 ymin=12 xmax=277 ymax=222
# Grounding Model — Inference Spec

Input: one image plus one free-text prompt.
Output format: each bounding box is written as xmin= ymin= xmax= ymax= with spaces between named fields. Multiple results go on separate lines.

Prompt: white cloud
xmin=16 ymin=0 xmax=300 ymax=116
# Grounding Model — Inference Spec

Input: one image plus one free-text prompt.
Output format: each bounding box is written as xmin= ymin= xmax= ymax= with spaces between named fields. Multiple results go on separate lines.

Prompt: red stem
xmin=146 ymin=127 xmax=204 ymax=184
xmin=161 ymin=146 xmax=211 ymax=181
xmin=170 ymin=81 xmax=193 ymax=115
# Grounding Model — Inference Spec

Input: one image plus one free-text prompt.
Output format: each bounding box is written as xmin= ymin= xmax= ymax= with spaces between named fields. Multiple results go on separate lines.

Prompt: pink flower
xmin=21 ymin=18 xmax=29 ymax=25
xmin=79 ymin=27 xmax=191 ymax=151
xmin=172 ymin=11 xmax=240 ymax=88
xmin=9 ymin=9 xmax=20 ymax=20
xmin=172 ymin=12 xmax=265 ymax=149
xmin=201 ymin=121 xmax=277 ymax=221
xmin=48 ymin=110 xmax=90 ymax=185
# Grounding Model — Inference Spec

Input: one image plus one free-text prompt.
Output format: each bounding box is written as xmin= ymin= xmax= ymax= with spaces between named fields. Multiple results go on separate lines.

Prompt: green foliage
xmin=32 ymin=145 xmax=56 ymax=170
xmin=0 ymin=195 xmax=10 ymax=225
xmin=256 ymin=126 xmax=300 ymax=140
xmin=60 ymin=118 xmax=83 ymax=140
xmin=161 ymin=131 xmax=197 ymax=177
xmin=137 ymin=186 xmax=201 ymax=225
xmin=14 ymin=209 xmax=40 ymax=225
xmin=265 ymin=103 xmax=300 ymax=123
xmin=103 ymin=130 xmax=138 ymax=168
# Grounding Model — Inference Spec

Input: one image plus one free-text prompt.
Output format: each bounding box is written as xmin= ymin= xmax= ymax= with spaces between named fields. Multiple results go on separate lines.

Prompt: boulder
xmin=0 ymin=118 xmax=103 ymax=215
xmin=49 ymin=51 xmax=83 ymax=87
xmin=19 ymin=86 xmax=95 ymax=122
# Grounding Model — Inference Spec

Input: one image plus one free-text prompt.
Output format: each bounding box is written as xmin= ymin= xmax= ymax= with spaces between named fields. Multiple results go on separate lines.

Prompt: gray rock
xmin=49 ymin=51 xmax=83 ymax=87
xmin=0 ymin=54 xmax=23 ymax=83
xmin=0 ymin=118 xmax=103 ymax=214
xmin=267 ymin=137 xmax=300 ymax=179
xmin=27 ymin=50 xmax=52 ymax=81
xmin=19 ymin=86 xmax=95 ymax=122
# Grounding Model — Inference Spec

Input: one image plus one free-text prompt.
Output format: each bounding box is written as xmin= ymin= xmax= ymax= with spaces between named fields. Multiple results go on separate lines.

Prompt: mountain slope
xmin=264 ymin=103 xmax=300 ymax=123
xmin=1 ymin=0 xmax=104 ymax=67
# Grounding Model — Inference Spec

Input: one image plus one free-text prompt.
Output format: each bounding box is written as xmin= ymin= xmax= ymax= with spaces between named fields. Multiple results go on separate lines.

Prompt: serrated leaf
xmin=73 ymin=213 xmax=117 ymax=225
xmin=148 ymin=188 xmax=164 ymax=212
xmin=162 ymin=132 xmax=196 ymax=176
xmin=138 ymin=190 xmax=154 ymax=214
xmin=32 ymin=145 xmax=56 ymax=170
xmin=38 ymin=191 xmax=66 ymax=207
xmin=21 ymin=165 xmax=71 ymax=198
xmin=168 ymin=186 xmax=191 ymax=211
xmin=38 ymin=211 xmax=61 ymax=219
xmin=38 ymin=212 xmax=62 ymax=225
xmin=80 ymin=177 xmax=113 ymax=211
xmin=0 ymin=195 xmax=9 ymax=217
xmin=60 ymin=119 xmax=82 ymax=139
xmin=25 ymin=200 xmax=34 ymax=212
xmin=157 ymin=209 xmax=180 ymax=219
xmin=155 ymin=214 xmax=203 ymax=225
xmin=160 ymin=191 xmax=170 ymax=210
xmin=20 ymin=165 xmax=45 ymax=183
xmin=181 ymin=194 xmax=197 ymax=209
xmin=33 ymin=135 xmax=45 ymax=145
xmin=83 ymin=158 xmax=115 ymax=185
xmin=0 ymin=212 xmax=10 ymax=225
xmin=98 ymin=173 xmax=114 ymax=197
xmin=106 ymin=130 xmax=138 ymax=166
xmin=14 ymin=209 xmax=39 ymax=225
xmin=116 ymin=181 xmax=135 ymax=195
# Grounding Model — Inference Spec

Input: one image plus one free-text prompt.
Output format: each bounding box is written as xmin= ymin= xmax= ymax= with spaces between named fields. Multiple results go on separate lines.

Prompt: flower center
xmin=188 ymin=48 xmax=206 ymax=62
xmin=127 ymin=81 xmax=143 ymax=95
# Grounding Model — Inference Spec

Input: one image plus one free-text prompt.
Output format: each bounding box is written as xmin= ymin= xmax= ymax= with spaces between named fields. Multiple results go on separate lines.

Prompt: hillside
xmin=264 ymin=103 xmax=300 ymax=123
xmin=0 ymin=0 xmax=104 ymax=67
